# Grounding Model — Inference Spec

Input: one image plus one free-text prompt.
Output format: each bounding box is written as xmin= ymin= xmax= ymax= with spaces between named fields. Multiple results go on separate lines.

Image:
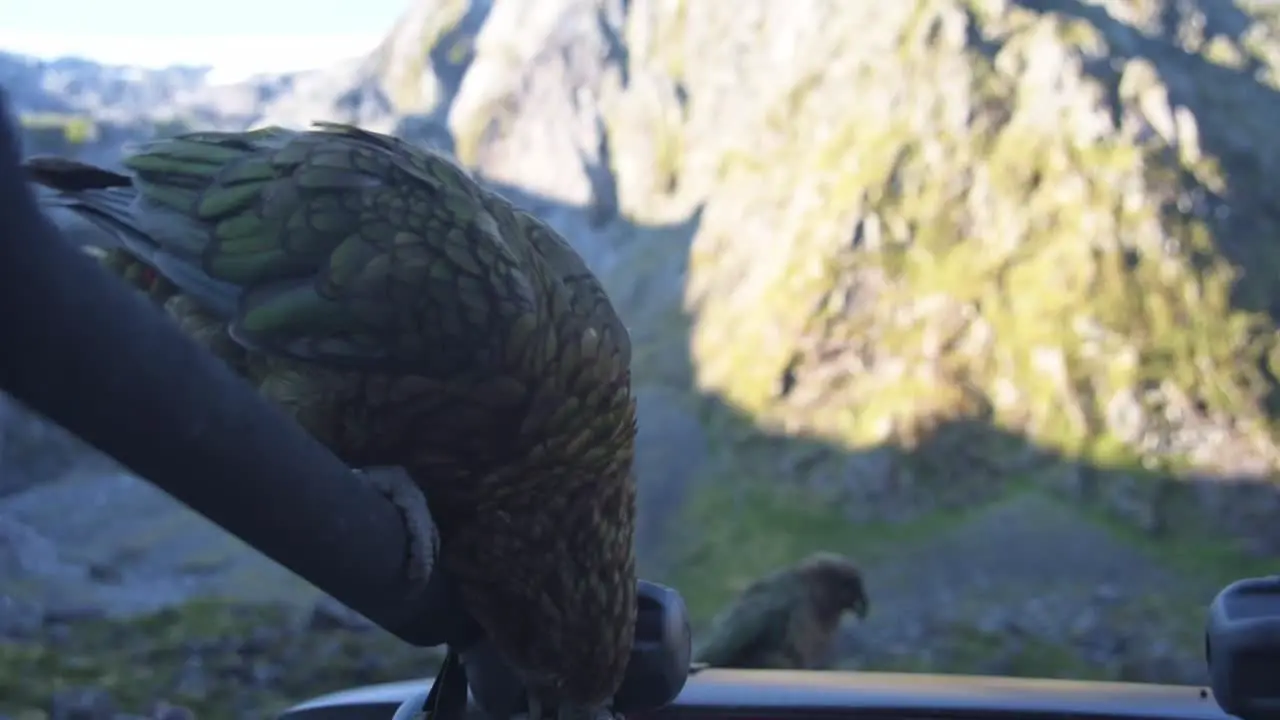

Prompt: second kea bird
xmin=693 ymin=552 xmax=869 ymax=670
xmin=23 ymin=123 xmax=639 ymax=719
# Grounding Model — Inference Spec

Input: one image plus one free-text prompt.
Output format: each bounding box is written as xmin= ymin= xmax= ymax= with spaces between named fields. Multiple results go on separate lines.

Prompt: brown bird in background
xmin=23 ymin=123 xmax=638 ymax=719
xmin=693 ymin=552 xmax=869 ymax=670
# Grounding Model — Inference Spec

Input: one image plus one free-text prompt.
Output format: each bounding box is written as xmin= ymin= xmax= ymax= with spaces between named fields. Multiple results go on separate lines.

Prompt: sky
xmin=0 ymin=0 xmax=409 ymax=81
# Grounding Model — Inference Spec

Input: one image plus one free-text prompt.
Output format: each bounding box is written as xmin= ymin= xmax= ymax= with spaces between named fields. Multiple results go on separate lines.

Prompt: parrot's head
xmin=798 ymin=551 xmax=869 ymax=620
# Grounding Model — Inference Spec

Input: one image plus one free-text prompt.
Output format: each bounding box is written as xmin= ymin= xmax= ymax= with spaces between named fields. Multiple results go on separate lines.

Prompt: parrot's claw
xmin=355 ymin=466 xmax=439 ymax=589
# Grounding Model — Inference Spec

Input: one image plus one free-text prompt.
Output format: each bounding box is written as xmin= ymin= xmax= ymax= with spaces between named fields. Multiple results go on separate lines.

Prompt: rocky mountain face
xmin=5 ymin=0 xmax=1280 ymax=715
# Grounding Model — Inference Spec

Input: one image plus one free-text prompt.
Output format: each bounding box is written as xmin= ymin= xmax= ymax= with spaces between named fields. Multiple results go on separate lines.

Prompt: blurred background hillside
xmin=4 ymin=0 xmax=1280 ymax=716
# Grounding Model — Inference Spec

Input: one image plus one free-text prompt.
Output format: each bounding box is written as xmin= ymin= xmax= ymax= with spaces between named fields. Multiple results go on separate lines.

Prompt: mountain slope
xmin=442 ymin=0 xmax=1280 ymax=537
xmin=682 ymin=0 xmax=1280 ymax=526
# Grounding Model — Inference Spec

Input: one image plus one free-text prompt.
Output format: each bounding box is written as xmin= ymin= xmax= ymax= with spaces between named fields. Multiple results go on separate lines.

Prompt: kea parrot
xmin=22 ymin=123 xmax=639 ymax=720
xmin=693 ymin=551 xmax=869 ymax=670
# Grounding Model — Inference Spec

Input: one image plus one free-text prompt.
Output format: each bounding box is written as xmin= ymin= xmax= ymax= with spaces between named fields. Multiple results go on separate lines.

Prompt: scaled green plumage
xmin=693 ymin=552 xmax=869 ymax=670
xmin=24 ymin=123 xmax=639 ymax=712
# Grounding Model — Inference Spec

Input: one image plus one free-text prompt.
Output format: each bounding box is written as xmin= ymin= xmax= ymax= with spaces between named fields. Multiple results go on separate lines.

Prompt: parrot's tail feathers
xmin=151 ymin=253 xmax=242 ymax=320
xmin=31 ymin=180 xmax=162 ymax=263
xmin=24 ymin=156 xmax=132 ymax=192
xmin=23 ymin=155 xmax=243 ymax=320
xmin=23 ymin=157 xmax=150 ymax=253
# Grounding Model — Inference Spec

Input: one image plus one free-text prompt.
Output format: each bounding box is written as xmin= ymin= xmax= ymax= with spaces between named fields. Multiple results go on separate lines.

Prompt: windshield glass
xmin=2 ymin=0 xmax=1277 ymax=718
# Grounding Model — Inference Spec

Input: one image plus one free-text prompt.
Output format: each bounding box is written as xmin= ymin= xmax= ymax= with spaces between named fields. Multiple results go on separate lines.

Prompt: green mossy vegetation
xmin=18 ymin=113 xmax=99 ymax=154
xmin=0 ymin=601 xmax=442 ymax=719
xmin=667 ymin=475 xmax=982 ymax=628
xmin=859 ymin=624 xmax=1101 ymax=679
xmin=666 ymin=468 xmax=1242 ymax=680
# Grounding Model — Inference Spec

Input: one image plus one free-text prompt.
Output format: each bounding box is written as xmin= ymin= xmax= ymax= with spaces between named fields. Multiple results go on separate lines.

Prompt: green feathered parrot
xmin=693 ymin=552 xmax=869 ymax=670
xmin=23 ymin=123 xmax=638 ymax=719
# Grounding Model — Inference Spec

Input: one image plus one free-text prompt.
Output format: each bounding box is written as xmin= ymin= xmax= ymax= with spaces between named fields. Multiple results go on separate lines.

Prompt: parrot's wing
xmin=516 ymin=210 xmax=631 ymax=368
xmin=120 ymin=122 xmax=543 ymax=375
xmin=692 ymin=581 xmax=795 ymax=668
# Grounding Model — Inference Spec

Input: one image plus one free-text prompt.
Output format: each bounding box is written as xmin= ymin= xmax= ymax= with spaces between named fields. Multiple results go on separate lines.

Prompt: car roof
xmin=280 ymin=669 xmax=1227 ymax=720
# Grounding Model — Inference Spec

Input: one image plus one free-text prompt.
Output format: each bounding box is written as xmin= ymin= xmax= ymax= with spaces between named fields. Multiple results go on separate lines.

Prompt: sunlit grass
xmin=666 ymin=473 xmax=989 ymax=627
